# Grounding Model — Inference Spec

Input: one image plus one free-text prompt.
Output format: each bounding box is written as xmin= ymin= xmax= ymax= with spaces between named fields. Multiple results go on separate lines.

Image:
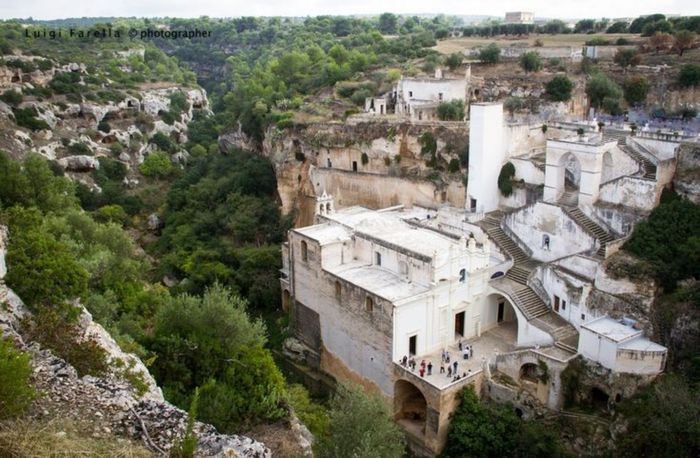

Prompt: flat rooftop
xmin=581 ymin=317 xmax=641 ymax=343
xmin=325 ymin=206 xmax=462 ymax=261
xmin=618 ymin=336 xmax=666 ymax=353
xmin=325 ymin=261 xmax=430 ymax=302
xmin=295 ymin=223 xmax=351 ymax=246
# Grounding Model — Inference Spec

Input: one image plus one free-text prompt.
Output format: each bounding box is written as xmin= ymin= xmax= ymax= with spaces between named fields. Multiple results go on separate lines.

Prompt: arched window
xmin=301 ymin=240 xmax=308 ymax=262
xmin=366 ymin=296 xmax=374 ymax=313
xmin=326 ymin=203 xmax=331 ymax=212
xmin=375 ymin=252 xmax=382 ymax=266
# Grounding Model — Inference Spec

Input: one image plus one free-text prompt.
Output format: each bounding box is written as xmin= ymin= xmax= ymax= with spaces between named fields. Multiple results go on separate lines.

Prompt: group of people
xmin=399 ymin=339 xmax=477 ymax=382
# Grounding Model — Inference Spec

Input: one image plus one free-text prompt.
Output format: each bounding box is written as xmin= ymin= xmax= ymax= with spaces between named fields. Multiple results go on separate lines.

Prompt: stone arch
xmin=394 ymin=380 xmax=428 ymax=435
xmin=601 ymin=150 xmax=614 ymax=182
xmin=590 ymin=387 xmax=610 ymax=409
xmin=559 ymin=151 xmax=582 ymax=189
xmin=519 ymin=362 xmax=539 ymax=383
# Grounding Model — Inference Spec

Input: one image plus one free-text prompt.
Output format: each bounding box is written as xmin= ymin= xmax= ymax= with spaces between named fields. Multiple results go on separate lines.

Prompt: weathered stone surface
xmin=58 ymin=155 xmax=100 ymax=172
xmin=147 ymin=213 xmax=163 ymax=231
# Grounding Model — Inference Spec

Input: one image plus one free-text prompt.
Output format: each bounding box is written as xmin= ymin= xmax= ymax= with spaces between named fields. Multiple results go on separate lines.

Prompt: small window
xmin=581 ymin=313 xmax=586 ymax=321
xmin=335 ymin=281 xmax=341 ymax=299
xmin=409 ymin=335 xmax=417 ymax=355
xmin=408 ymin=91 xmax=413 ymax=97
xmin=366 ymin=296 xmax=374 ymax=312
xmin=459 ymin=268 xmax=466 ymax=283
xmin=562 ymin=300 xmax=567 ymax=311
xmin=375 ymin=252 xmax=382 ymax=266
xmin=301 ymin=240 xmax=308 ymax=262
xmin=438 ymin=92 xmax=443 ymax=101
xmin=543 ymin=234 xmax=550 ymax=250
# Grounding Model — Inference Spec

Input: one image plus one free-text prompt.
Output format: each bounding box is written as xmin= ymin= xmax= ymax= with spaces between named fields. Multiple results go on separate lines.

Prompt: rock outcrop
xmin=674 ymin=144 xmax=700 ymax=203
xmin=0 ymin=226 xmax=271 ymax=457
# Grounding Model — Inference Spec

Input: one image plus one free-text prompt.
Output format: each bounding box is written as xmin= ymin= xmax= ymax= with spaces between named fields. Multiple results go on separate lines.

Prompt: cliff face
xmin=223 ymin=120 xmax=469 ymax=226
xmin=0 ymin=226 xmax=271 ymax=457
xmin=673 ymin=144 xmax=700 ymax=203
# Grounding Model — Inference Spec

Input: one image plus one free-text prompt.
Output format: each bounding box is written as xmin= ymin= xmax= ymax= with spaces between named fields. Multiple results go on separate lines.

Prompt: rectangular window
xmin=375 ymin=252 xmax=382 ymax=266
xmin=553 ymin=295 xmax=560 ymax=312
xmin=562 ymin=300 xmax=567 ymax=311
xmin=408 ymin=91 xmax=413 ymax=97
xmin=409 ymin=335 xmax=417 ymax=356
xmin=581 ymin=313 xmax=586 ymax=321
xmin=459 ymin=268 xmax=466 ymax=283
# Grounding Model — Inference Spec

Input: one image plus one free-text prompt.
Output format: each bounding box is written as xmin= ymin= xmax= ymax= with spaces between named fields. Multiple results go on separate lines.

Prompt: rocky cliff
xmin=222 ymin=120 xmax=469 ymax=226
xmin=0 ymin=225 xmax=271 ymax=457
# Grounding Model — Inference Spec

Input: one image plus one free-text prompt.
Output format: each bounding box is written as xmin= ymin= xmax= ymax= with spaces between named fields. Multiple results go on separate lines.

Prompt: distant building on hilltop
xmin=505 ymin=12 xmax=535 ymax=24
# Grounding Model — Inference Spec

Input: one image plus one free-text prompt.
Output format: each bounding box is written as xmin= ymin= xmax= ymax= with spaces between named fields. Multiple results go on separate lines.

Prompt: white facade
xmin=466 ymin=103 xmax=505 ymax=213
xmin=579 ymin=317 xmax=666 ymax=374
xmin=393 ymin=70 xmax=468 ymax=120
xmin=505 ymin=12 xmax=535 ymax=24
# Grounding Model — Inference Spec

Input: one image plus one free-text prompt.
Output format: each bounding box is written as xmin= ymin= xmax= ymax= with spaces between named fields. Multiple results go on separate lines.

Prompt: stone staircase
xmin=479 ymin=213 xmax=548 ymax=320
xmin=604 ymin=131 xmax=657 ymax=180
xmin=619 ymin=144 xmax=657 ymax=179
xmin=564 ymin=207 xmax=615 ymax=257
xmin=512 ymin=286 xmax=549 ymax=319
xmin=558 ymin=188 xmax=579 ymax=207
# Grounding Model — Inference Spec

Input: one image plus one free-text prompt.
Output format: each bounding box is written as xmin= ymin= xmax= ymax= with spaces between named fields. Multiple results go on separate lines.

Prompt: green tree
xmin=519 ymin=51 xmax=542 ymax=73
xmin=479 ymin=43 xmax=501 ymax=64
xmin=445 ymin=52 xmax=464 ymax=71
xmin=0 ymin=339 xmax=35 ymax=420
xmin=678 ymin=64 xmax=700 ymax=88
xmin=623 ymin=76 xmax=651 ymax=105
xmin=150 ymin=283 xmax=268 ymax=403
xmin=585 ymin=74 xmax=622 ymax=110
xmin=378 ymin=13 xmax=398 ymax=34
xmin=498 ymin=162 xmax=516 ymax=197
xmin=606 ymin=21 xmax=629 ymax=33
xmin=316 ymin=384 xmax=405 ymax=458
xmin=4 ymin=208 xmax=88 ymax=309
xmin=615 ymin=376 xmax=700 ymax=458
xmin=674 ymin=30 xmax=697 ymax=56
xmin=437 ymin=100 xmax=465 ymax=121
xmin=139 ymin=151 xmax=174 ymax=178
xmin=614 ymin=48 xmax=641 ymax=68
xmin=545 ymin=75 xmax=574 ymax=102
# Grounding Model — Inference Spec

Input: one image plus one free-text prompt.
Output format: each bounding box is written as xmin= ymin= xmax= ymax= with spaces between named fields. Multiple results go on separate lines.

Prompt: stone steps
xmin=485 ymin=226 xmax=530 ymax=264
xmin=513 ymin=287 xmax=549 ymax=319
xmin=619 ymin=144 xmax=657 ymax=180
xmin=565 ymin=207 xmax=614 ymax=257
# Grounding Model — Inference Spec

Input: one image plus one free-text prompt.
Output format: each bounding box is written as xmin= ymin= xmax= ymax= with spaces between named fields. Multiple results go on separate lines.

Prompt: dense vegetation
xmin=442 ymin=386 xmax=569 ymax=458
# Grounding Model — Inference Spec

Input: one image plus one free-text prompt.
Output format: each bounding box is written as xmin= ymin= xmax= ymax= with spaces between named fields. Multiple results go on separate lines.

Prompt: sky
xmin=0 ymin=0 xmax=697 ymax=21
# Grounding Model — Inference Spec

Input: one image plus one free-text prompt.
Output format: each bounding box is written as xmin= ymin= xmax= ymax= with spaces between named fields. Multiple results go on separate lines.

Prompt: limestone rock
xmin=147 ymin=213 xmax=163 ymax=232
xmin=58 ymin=155 xmax=100 ymax=172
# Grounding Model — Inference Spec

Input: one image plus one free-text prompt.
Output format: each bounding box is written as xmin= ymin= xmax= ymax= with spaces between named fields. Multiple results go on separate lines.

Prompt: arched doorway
xmin=519 ymin=363 xmax=539 ymax=383
xmin=394 ymin=380 xmax=427 ymax=436
xmin=558 ymin=152 xmax=581 ymax=206
xmin=483 ymin=294 xmax=518 ymax=344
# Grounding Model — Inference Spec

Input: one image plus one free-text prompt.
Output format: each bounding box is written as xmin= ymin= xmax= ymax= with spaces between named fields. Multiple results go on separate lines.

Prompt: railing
xmin=528 ymin=273 xmax=551 ymax=309
xmin=500 ymin=218 xmax=535 ymax=259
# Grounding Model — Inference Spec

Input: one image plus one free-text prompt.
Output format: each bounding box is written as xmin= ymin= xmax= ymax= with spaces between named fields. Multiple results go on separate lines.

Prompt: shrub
xmin=149 ymin=132 xmax=176 ymax=153
xmin=614 ymin=48 xmax=641 ymax=68
xmin=0 ymin=339 xmax=35 ymax=420
xmin=12 ymin=107 xmax=50 ymax=131
xmin=448 ymin=158 xmax=461 ymax=173
xmin=67 ymin=142 xmax=92 ymax=156
xmin=97 ymin=120 xmax=111 ymax=133
xmin=678 ymin=64 xmax=700 ymax=88
xmin=445 ymin=52 xmax=463 ymax=70
xmin=479 ymin=44 xmax=501 ymax=64
xmin=361 ymin=152 xmax=369 ymax=165
xmin=586 ymin=74 xmax=622 ymax=110
xmin=4 ymin=212 xmax=88 ymax=309
xmin=24 ymin=305 xmax=109 ymax=377
xmin=623 ymin=76 xmax=651 ymax=105
xmin=545 ymin=75 xmax=574 ymax=102
xmin=109 ymin=142 xmax=124 ymax=156
xmin=497 ymin=162 xmax=516 ymax=197
xmin=0 ymin=90 xmax=23 ymax=106
xmin=520 ymin=51 xmax=543 ymax=72
xmin=419 ymin=132 xmax=437 ymax=156
xmin=437 ymin=100 xmax=465 ymax=121
xmin=139 ymin=151 xmax=174 ymax=178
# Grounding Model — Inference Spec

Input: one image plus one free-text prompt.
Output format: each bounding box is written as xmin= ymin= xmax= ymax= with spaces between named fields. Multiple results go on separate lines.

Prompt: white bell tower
xmin=315 ymin=190 xmax=335 ymax=220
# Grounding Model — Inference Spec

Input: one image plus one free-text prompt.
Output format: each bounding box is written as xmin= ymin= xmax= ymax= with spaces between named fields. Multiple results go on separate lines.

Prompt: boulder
xmin=147 ymin=213 xmax=163 ymax=232
xmin=58 ymin=155 xmax=100 ymax=172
